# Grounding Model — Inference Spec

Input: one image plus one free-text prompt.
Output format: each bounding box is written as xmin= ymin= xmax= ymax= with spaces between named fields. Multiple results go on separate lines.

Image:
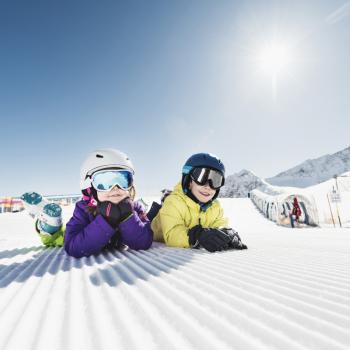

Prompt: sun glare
xmin=257 ymin=42 xmax=292 ymax=77
xmin=251 ymin=40 xmax=297 ymax=99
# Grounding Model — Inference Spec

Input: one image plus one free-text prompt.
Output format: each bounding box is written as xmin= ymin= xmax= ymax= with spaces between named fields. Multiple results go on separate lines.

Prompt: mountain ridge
xmin=221 ymin=146 xmax=350 ymax=197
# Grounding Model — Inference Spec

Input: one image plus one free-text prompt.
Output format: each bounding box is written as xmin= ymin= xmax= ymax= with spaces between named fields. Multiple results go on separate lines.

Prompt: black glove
xmin=161 ymin=189 xmax=172 ymax=203
xmin=188 ymin=225 xmax=233 ymax=252
xmin=96 ymin=198 xmax=133 ymax=228
xmin=188 ymin=225 xmax=202 ymax=248
xmin=146 ymin=201 xmax=162 ymax=221
xmin=221 ymin=228 xmax=248 ymax=250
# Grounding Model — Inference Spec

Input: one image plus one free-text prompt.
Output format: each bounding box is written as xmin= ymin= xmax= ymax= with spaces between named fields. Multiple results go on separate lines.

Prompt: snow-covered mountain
xmin=266 ymin=146 xmax=350 ymax=188
xmin=221 ymin=146 xmax=350 ymax=197
xmin=219 ymin=169 xmax=271 ymax=198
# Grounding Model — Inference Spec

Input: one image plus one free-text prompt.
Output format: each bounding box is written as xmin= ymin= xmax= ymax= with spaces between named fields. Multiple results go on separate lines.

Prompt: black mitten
xmin=188 ymin=225 xmax=203 ymax=248
xmin=188 ymin=226 xmax=232 ymax=252
xmin=222 ymin=228 xmax=248 ymax=250
xmin=161 ymin=189 xmax=172 ymax=203
xmin=199 ymin=228 xmax=233 ymax=252
xmin=146 ymin=201 xmax=162 ymax=221
xmin=97 ymin=198 xmax=133 ymax=228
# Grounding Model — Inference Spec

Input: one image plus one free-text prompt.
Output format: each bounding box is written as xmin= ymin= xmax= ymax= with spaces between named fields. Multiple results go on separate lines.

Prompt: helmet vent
xmin=96 ymin=154 xmax=104 ymax=158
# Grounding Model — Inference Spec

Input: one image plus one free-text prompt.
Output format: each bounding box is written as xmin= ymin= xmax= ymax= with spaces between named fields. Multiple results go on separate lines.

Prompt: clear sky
xmin=1 ymin=0 xmax=350 ymax=197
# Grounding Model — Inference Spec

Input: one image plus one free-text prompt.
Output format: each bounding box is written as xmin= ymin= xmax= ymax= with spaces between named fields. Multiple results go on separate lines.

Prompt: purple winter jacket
xmin=64 ymin=199 xmax=153 ymax=258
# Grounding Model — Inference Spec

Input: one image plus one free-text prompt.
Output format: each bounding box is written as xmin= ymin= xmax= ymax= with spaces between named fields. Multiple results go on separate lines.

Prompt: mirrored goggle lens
xmin=191 ymin=167 xmax=224 ymax=189
xmin=91 ymin=170 xmax=133 ymax=191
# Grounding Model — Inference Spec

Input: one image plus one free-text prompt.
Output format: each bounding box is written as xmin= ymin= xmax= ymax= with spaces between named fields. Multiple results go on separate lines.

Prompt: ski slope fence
xmin=250 ymin=189 xmax=319 ymax=227
xmin=251 ymin=172 xmax=350 ymax=228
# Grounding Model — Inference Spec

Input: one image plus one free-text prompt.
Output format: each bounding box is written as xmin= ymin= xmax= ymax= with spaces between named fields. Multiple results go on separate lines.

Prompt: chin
xmin=109 ymin=198 xmax=121 ymax=204
xmin=200 ymin=196 xmax=212 ymax=203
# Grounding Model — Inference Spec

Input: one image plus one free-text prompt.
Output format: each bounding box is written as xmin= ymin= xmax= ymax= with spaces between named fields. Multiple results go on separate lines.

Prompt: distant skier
xmin=290 ymin=197 xmax=302 ymax=228
xmin=21 ymin=149 xmax=153 ymax=258
xmin=149 ymin=153 xmax=248 ymax=252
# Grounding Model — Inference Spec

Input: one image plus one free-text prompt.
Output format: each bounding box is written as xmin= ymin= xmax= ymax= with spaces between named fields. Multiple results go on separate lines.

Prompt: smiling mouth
xmin=199 ymin=191 xmax=211 ymax=197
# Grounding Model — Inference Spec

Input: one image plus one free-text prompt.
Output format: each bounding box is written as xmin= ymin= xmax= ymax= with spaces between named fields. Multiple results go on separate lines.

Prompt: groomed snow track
xmin=0 ymin=199 xmax=350 ymax=350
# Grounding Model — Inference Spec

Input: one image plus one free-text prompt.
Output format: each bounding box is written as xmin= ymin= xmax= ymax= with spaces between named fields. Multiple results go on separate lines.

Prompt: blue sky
xmin=1 ymin=0 xmax=350 ymax=197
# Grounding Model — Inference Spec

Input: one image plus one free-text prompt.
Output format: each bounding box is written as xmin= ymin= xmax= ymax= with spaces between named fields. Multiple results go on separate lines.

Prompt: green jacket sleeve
xmin=35 ymin=220 xmax=65 ymax=247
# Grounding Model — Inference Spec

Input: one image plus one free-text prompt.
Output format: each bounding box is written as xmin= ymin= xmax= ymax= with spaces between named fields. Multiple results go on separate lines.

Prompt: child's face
xmin=189 ymin=180 xmax=216 ymax=203
xmin=97 ymin=186 xmax=130 ymax=204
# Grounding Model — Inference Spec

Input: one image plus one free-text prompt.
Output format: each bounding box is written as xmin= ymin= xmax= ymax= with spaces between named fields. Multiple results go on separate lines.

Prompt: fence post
xmin=326 ymin=194 xmax=336 ymax=228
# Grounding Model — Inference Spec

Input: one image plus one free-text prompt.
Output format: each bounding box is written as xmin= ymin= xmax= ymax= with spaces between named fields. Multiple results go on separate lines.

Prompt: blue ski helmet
xmin=181 ymin=153 xmax=225 ymax=198
xmin=182 ymin=153 xmax=225 ymax=176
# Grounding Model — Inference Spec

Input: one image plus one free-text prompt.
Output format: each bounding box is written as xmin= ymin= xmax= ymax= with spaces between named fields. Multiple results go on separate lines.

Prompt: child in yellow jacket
xmin=150 ymin=153 xmax=247 ymax=252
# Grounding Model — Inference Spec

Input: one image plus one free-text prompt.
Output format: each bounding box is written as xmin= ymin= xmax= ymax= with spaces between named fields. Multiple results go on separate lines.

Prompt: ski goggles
xmin=190 ymin=167 xmax=224 ymax=190
xmin=91 ymin=170 xmax=133 ymax=192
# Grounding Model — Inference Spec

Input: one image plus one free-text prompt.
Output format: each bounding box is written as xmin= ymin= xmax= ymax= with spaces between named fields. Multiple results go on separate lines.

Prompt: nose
xmin=203 ymin=182 xmax=211 ymax=189
xmin=110 ymin=185 xmax=122 ymax=193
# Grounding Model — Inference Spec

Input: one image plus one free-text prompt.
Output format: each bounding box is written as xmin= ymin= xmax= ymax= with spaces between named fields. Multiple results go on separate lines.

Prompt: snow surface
xmin=1 ymin=198 xmax=350 ymax=350
xmin=304 ymin=171 xmax=350 ymax=227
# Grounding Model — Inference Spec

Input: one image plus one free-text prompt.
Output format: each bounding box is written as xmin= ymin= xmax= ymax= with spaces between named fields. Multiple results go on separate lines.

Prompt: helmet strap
xmin=181 ymin=174 xmax=191 ymax=192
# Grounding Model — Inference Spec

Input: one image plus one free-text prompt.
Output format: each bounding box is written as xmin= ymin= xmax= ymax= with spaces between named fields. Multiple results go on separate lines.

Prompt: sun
xmin=252 ymin=40 xmax=297 ymax=98
xmin=257 ymin=42 xmax=293 ymax=77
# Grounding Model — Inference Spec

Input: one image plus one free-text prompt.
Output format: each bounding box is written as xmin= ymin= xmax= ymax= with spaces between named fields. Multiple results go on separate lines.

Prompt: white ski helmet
xmin=80 ymin=149 xmax=134 ymax=190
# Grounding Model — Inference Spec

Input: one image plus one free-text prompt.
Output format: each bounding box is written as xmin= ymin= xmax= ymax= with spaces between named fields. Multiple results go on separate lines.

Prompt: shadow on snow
xmin=0 ymin=242 xmax=195 ymax=288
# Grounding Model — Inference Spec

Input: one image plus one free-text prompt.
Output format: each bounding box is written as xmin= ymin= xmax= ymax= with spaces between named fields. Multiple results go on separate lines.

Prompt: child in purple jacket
xmin=21 ymin=149 xmax=153 ymax=258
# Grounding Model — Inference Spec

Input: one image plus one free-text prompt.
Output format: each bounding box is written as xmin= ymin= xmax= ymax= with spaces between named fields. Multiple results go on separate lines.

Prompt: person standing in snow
xmin=150 ymin=153 xmax=247 ymax=252
xmin=290 ymin=197 xmax=302 ymax=228
xmin=21 ymin=149 xmax=153 ymax=258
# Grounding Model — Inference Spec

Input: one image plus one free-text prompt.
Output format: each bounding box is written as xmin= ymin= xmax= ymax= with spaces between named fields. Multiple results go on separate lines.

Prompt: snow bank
xmin=250 ymin=170 xmax=350 ymax=228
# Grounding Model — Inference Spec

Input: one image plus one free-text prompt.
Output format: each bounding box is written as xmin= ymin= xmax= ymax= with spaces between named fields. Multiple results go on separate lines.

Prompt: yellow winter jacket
xmin=151 ymin=183 xmax=229 ymax=248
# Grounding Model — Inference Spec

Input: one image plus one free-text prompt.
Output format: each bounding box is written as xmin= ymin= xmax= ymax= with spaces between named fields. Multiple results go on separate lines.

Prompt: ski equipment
xmin=37 ymin=203 xmax=63 ymax=235
xmin=91 ymin=169 xmax=133 ymax=191
xmin=21 ymin=192 xmax=63 ymax=235
xmin=80 ymin=149 xmax=134 ymax=190
xmin=181 ymin=153 xmax=225 ymax=194
xmin=21 ymin=192 xmax=48 ymax=218
xmin=182 ymin=153 xmax=225 ymax=176
xmin=96 ymin=198 xmax=133 ymax=228
xmin=190 ymin=167 xmax=224 ymax=190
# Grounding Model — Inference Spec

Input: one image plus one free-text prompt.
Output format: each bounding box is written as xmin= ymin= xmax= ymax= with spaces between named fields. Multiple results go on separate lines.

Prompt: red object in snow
xmin=292 ymin=197 xmax=302 ymax=220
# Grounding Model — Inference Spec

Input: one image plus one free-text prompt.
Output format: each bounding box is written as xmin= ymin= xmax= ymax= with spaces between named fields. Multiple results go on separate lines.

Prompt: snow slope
xmin=304 ymin=170 xmax=350 ymax=227
xmin=0 ymin=199 xmax=350 ymax=350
